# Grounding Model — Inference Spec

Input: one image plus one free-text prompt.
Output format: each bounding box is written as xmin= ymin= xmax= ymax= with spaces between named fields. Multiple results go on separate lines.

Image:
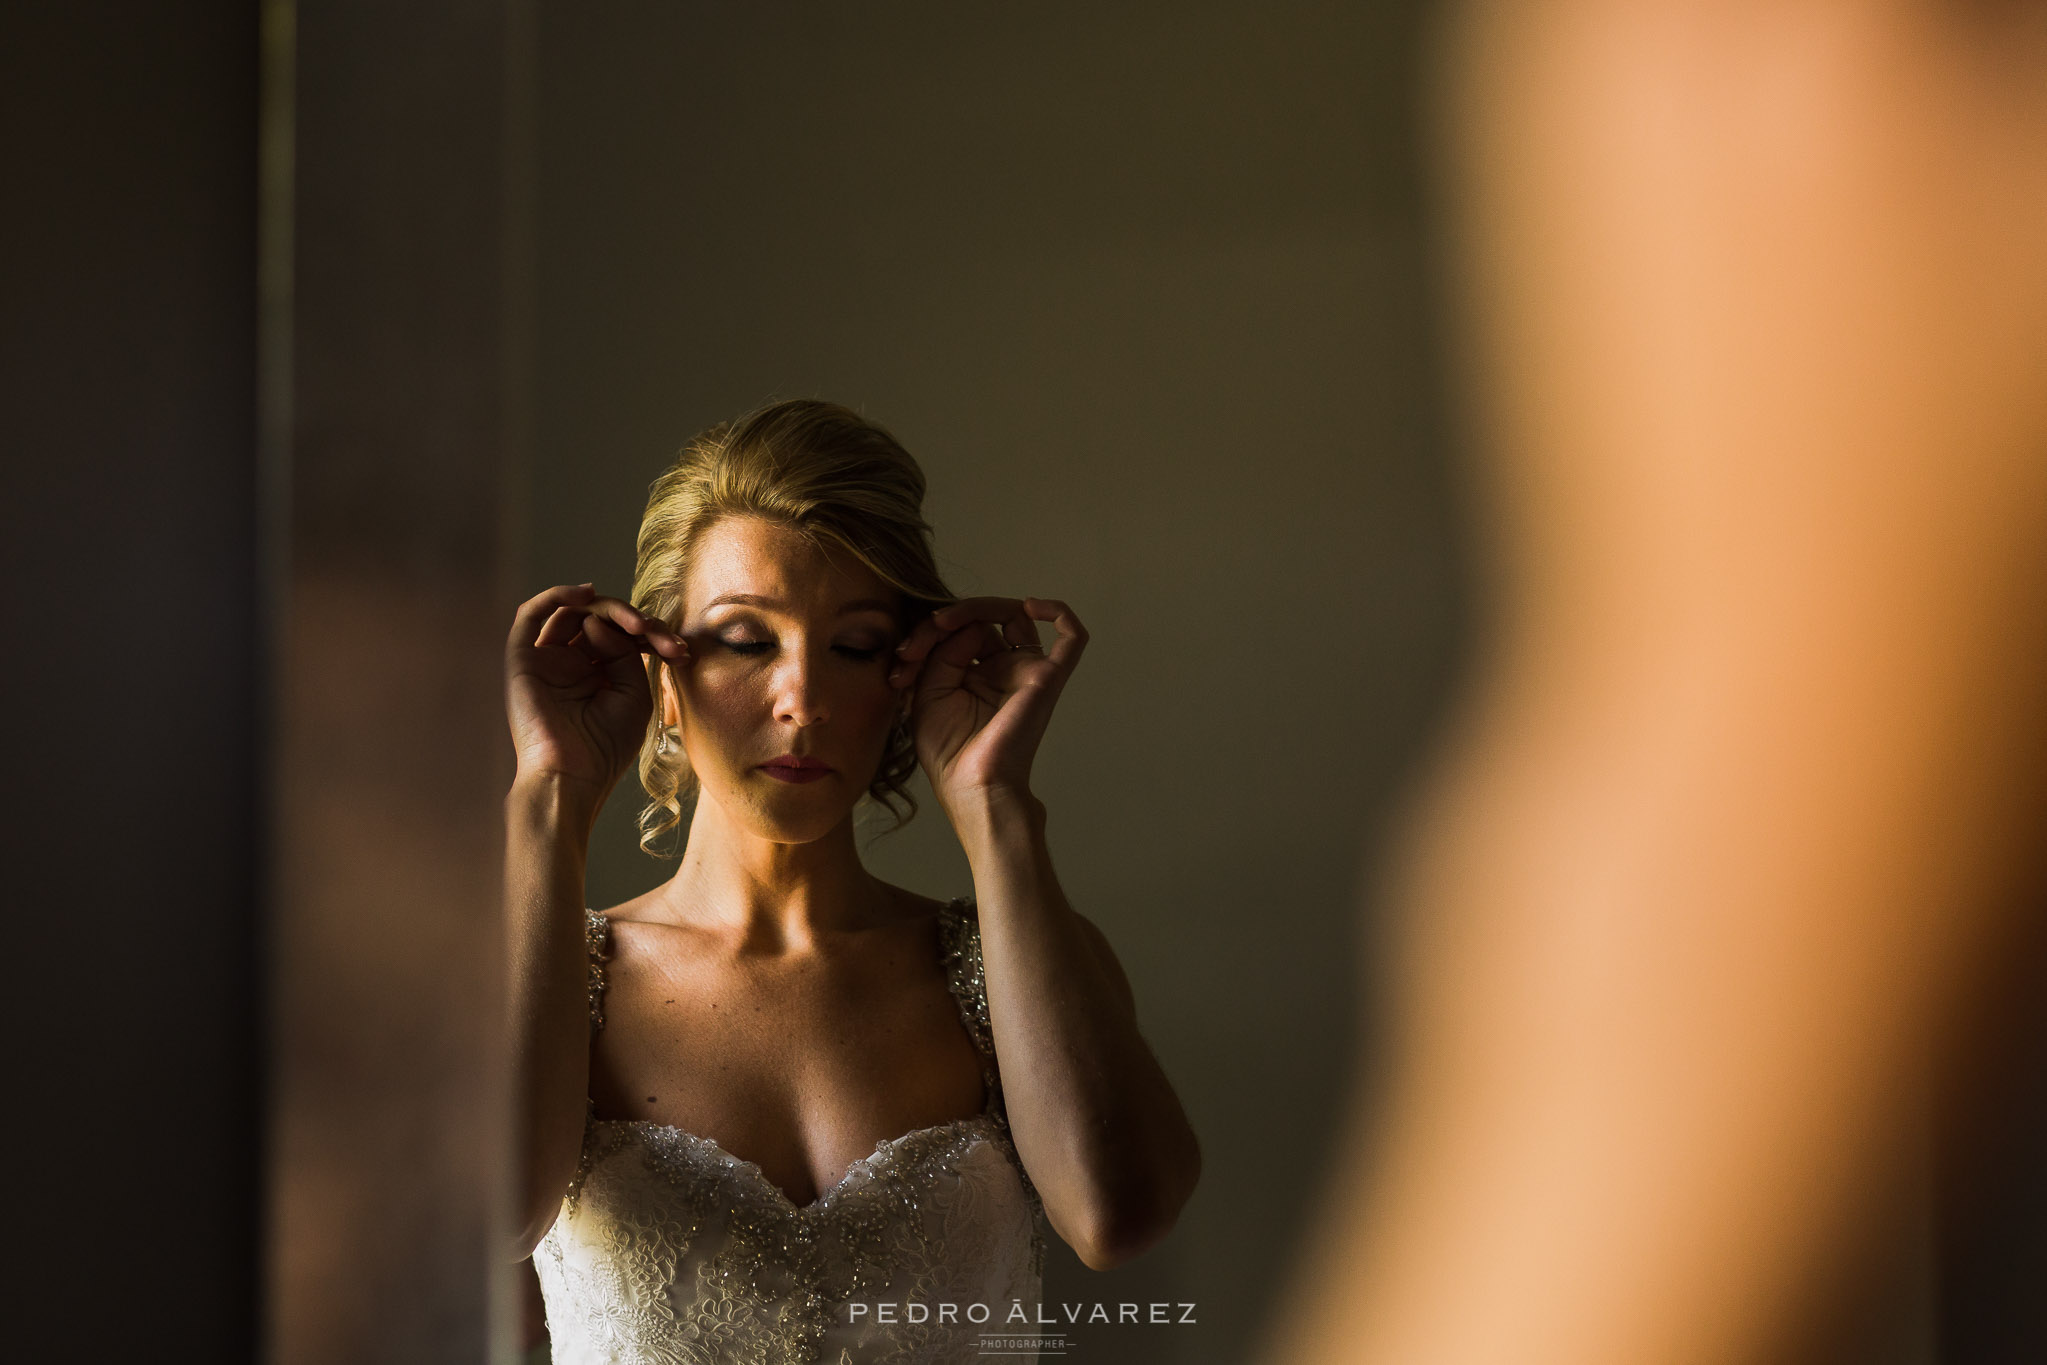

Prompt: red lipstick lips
xmin=759 ymin=754 xmax=834 ymax=784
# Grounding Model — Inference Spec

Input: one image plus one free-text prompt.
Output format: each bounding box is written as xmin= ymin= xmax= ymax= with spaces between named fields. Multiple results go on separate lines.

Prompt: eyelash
xmin=721 ymin=639 xmax=884 ymax=663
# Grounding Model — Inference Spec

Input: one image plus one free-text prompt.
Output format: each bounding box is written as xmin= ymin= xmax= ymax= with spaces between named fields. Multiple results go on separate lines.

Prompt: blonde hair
xmin=629 ymin=399 xmax=955 ymax=855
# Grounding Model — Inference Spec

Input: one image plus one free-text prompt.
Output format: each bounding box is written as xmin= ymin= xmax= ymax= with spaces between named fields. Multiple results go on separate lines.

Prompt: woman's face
xmin=665 ymin=515 xmax=908 ymax=844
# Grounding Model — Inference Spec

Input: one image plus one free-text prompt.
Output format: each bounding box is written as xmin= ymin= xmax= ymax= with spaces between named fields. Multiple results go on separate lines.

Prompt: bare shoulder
xmin=585 ymin=893 xmax=647 ymax=952
xmin=586 ymin=891 xmax=718 ymax=976
xmin=591 ymin=886 xmax=670 ymax=928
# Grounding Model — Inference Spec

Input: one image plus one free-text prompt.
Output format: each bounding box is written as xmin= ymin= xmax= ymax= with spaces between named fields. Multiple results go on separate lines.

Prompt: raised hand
xmin=504 ymin=582 xmax=689 ymax=804
xmin=888 ymin=595 xmax=1087 ymax=813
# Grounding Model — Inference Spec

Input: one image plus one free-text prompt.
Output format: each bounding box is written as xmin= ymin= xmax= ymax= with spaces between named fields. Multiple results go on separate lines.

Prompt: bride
xmin=502 ymin=399 xmax=1202 ymax=1363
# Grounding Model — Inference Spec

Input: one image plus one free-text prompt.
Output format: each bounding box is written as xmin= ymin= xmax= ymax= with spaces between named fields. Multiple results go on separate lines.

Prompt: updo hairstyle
xmin=629 ymin=398 xmax=955 ymax=855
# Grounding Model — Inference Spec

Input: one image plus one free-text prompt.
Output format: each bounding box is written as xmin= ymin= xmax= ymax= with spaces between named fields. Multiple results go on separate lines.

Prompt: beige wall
xmin=518 ymin=5 xmax=1468 ymax=1360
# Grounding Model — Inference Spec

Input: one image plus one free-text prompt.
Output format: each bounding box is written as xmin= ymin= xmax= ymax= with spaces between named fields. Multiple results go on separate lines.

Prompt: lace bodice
xmin=534 ymin=897 xmax=1047 ymax=1364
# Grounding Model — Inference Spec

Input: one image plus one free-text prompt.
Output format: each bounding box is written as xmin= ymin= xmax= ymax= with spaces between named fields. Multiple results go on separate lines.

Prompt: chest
xmin=586 ymin=920 xmax=989 ymax=1206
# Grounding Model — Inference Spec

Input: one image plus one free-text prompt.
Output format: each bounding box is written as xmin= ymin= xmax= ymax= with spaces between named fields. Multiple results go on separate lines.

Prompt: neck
xmin=658 ymin=796 xmax=893 ymax=951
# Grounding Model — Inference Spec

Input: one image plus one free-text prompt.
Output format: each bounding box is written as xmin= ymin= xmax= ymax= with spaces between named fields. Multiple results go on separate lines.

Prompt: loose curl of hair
xmin=629 ymin=399 xmax=956 ymax=857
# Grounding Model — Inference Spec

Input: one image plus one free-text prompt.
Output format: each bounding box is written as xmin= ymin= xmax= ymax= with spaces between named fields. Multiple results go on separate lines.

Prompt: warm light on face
xmin=665 ymin=516 xmax=907 ymax=844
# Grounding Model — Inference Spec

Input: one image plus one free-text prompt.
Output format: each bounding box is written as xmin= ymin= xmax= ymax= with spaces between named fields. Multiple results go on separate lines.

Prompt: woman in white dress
xmin=503 ymin=399 xmax=1202 ymax=1363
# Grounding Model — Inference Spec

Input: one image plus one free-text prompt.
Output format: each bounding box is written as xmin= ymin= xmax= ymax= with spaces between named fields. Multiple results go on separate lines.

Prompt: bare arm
xmin=505 ymin=773 xmax=601 ymax=1256
xmin=891 ymin=593 xmax=1203 ymax=1270
xmin=1267 ymin=0 xmax=2047 ymax=1361
xmin=501 ymin=582 xmax=687 ymax=1257
xmin=959 ymin=792 xmax=1203 ymax=1271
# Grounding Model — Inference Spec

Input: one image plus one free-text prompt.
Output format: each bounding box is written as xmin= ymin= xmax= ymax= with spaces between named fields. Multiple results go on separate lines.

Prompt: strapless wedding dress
xmin=534 ymin=897 xmax=1047 ymax=1364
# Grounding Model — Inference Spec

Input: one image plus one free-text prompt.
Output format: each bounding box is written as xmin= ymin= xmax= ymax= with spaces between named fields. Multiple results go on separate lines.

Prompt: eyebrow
xmin=702 ymin=593 xmax=899 ymax=617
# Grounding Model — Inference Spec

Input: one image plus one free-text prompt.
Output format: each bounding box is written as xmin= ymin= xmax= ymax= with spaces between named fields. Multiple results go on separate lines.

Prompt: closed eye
xmin=716 ymin=638 xmax=885 ymax=662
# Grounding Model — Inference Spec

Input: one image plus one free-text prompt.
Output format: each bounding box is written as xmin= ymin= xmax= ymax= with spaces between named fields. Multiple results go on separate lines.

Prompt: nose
xmin=771 ymin=647 xmax=830 ymax=728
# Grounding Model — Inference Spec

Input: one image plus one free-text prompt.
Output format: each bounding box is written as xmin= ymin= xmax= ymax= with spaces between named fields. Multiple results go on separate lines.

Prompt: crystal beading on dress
xmin=583 ymin=907 xmax=612 ymax=1031
xmin=534 ymin=896 xmax=1047 ymax=1365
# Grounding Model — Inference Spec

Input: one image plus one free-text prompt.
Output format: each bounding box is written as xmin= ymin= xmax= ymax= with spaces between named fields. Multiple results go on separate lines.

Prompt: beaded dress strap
xmin=936 ymin=898 xmax=1000 ymax=1109
xmin=583 ymin=908 xmax=611 ymax=1032
xmin=937 ymin=896 xmax=1046 ymax=1234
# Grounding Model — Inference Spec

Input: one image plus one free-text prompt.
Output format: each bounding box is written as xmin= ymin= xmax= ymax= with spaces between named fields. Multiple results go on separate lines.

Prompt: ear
xmin=658 ymin=659 xmax=682 ymax=730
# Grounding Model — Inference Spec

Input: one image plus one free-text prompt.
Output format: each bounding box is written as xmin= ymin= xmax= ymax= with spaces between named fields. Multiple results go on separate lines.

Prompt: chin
xmin=720 ymin=778 xmax=861 ymax=845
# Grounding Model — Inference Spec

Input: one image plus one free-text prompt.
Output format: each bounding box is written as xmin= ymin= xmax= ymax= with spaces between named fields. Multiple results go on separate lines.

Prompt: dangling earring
xmin=656 ymin=727 xmax=674 ymax=756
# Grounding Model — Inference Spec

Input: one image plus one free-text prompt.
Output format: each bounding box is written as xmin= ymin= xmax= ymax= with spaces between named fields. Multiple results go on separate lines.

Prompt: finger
xmin=950 ymin=596 xmax=1049 ymax=660
xmin=900 ymin=596 xmax=1020 ymax=657
xmin=991 ymin=600 xmax=1041 ymax=653
xmin=887 ymin=601 xmax=963 ymax=685
xmin=929 ymin=623 xmax=990 ymax=675
xmin=536 ymin=602 xmax=592 ymax=650
xmin=892 ymin=605 xmax=956 ymax=666
xmin=586 ymin=595 xmax=688 ymax=659
xmin=583 ymin=613 xmax=655 ymax=698
xmin=973 ymin=598 xmax=1080 ymax=716
xmin=893 ymin=595 xmax=1061 ymax=687
xmin=636 ymin=615 xmax=689 ymax=662
xmin=931 ymin=596 xmax=1030 ymax=637
xmin=961 ymin=624 xmax=1018 ymax=707
xmin=908 ymin=620 xmax=994 ymax=695
xmin=931 ymin=621 xmax=1003 ymax=671
xmin=582 ymin=612 xmax=687 ymax=681
xmin=1022 ymin=596 xmax=1087 ymax=677
xmin=971 ymin=621 xmax=1008 ymax=661
xmin=508 ymin=582 xmax=597 ymax=653
xmin=579 ymin=610 xmax=644 ymax=663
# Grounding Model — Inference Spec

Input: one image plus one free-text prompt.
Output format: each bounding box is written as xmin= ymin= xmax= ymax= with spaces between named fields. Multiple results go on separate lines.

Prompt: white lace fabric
xmin=535 ymin=898 xmax=1046 ymax=1364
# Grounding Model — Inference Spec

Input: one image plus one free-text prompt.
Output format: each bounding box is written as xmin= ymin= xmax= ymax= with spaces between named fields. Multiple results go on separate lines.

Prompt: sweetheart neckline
xmin=578 ymin=895 xmax=1013 ymax=1216
xmin=587 ymin=1110 xmax=1001 ymax=1215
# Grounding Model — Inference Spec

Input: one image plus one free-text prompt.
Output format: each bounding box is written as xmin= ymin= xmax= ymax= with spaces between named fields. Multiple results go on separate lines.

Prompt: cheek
xmin=825 ymin=676 xmax=904 ymax=773
xmin=847 ymin=677 xmax=901 ymax=729
xmin=858 ymin=693 xmax=908 ymax=773
xmin=678 ymin=671 xmax=767 ymax=751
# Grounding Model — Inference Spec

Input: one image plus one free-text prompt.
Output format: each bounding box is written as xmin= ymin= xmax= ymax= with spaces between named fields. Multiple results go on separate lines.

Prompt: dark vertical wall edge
xmin=254 ymin=0 xmax=296 ymax=1356
xmin=0 ymin=1 xmax=263 ymax=1358
xmin=267 ymin=2 xmax=523 ymax=1361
